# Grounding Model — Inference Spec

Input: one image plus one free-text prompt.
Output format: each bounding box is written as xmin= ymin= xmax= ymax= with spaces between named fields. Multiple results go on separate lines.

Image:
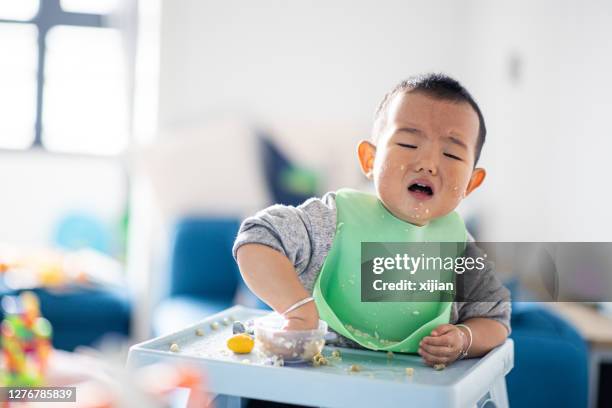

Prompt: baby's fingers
xmin=421 ymin=334 xmax=453 ymax=347
xmin=418 ymin=346 xmax=450 ymax=365
xmin=420 ymin=341 xmax=454 ymax=358
xmin=431 ymin=324 xmax=455 ymax=337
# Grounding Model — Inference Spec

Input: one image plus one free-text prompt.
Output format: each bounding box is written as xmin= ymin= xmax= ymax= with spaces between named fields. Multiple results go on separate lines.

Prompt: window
xmin=60 ymin=0 xmax=119 ymax=15
xmin=0 ymin=0 xmax=129 ymax=155
xmin=0 ymin=24 xmax=38 ymax=149
xmin=0 ymin=0 xmax=39 ymax=21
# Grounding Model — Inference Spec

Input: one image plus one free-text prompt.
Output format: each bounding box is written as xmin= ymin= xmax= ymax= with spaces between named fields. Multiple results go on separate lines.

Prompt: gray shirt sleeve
xmin=232 ymin=192 xmax=337 ymax=292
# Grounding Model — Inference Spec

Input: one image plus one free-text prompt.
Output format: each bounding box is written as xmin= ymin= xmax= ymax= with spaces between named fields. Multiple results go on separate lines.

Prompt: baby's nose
xmin=412 ymin=147 xmax=438 ymax=175
xmin=415 ymin=160 xmax=438 ymax=175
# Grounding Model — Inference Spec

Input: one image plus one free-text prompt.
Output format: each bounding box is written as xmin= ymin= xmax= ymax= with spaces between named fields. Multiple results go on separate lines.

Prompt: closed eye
xmin=444 ymin=153 xmax=463 ymax=161
xmin=397 ymin=143 xmax=417 ymax=149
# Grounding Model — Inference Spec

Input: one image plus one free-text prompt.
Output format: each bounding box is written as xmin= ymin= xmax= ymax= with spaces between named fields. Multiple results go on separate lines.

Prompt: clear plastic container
xmin=254 ymin=314 xmax=328 ymax=363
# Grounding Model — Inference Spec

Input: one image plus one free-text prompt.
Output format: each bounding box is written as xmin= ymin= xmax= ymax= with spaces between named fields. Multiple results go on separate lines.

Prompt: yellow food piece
xmin=349 ymin=364 xmax=361 ymax=372
xmin=312 ymin=353 xmax=328 ymax=366
xmin=387 ymin=351 xmax=394 ymax=359
xmin=227 ymin=333 xmax=254 ymax=354
xmin=433 ymin=364 xmax=446 ymax=371
xmin=331 ymin=349 xmax=341 ymax=358
xmin=170 ymin=343 xmax=179 ymax=352
xmin=195 ymin=328 xmax=205 ymax=336
xmin=405 ymin=367 xmax=414 ymax=376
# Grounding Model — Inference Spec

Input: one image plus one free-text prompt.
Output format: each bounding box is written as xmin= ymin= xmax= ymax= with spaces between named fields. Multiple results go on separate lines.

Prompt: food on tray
xmin=227 ymin=333 xmax=255 ymax=354
xmin=312 ymin=353 xmax=328 ymax=367
xmin=433 ymin=363 xmax=446 ymax=371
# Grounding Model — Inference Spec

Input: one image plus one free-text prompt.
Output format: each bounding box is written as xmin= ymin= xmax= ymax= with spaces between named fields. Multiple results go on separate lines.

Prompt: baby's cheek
xmin=437 ymin=183 xmax=466 ymax=215
xmin=376 ymin=160 xmax=402 ymax=188
xmin=449 ymin=176 xmax=470 ymax=198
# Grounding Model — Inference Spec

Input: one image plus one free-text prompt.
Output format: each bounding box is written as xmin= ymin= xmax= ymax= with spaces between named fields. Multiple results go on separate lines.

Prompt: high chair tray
xmin=127 ymin=305 xmax=513 ymax=408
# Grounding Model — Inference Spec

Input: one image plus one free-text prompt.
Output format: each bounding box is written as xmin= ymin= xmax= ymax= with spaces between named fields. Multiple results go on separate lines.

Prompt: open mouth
xmin=408 ymin=182 xmax=434 ymax=196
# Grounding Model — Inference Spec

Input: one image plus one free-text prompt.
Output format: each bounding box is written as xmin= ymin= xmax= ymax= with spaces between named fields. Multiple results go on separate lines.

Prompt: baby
xmin=233 ymin=73 xmax=510 ymax=367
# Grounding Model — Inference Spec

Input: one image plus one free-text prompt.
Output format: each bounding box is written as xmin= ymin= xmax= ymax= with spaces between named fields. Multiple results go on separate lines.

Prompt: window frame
xmin=0 ymin=0 xmax=121 ymax=154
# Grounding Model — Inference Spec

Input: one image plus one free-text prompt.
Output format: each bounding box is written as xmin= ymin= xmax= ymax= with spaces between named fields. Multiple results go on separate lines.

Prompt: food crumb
xmin=387 ymin=351 xmax=394 ymax=359
xmin=433 ymin=364 xmax=446 ymax=371
xmin=222 ymin=317 xmax=231 ymax=326
xmin=405 ymin=367 xmax=414 ymax=376
xmin=331 ymin=349 xmax=341 ymax=359
xmin=270 ymin=356 xmax=284 ymax=367
xmin=349 ymin=364 xmax=361 ymax=372
xmin=312 ymin=353 xmax=328 ymax=366
xmin=170 ymin=343 xmax=179 ymax=352
xmin=210 ymin=321 xmax=220 ymax=330
xmin=241 ymin=359 xmax=251 ymax=364
xmin=195 ymin=328 xmax=205 ymax=336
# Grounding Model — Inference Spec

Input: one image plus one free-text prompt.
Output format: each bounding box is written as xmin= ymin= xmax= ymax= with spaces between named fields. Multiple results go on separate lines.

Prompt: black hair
xmin=373 ymin=73 xmax=486 ymax=166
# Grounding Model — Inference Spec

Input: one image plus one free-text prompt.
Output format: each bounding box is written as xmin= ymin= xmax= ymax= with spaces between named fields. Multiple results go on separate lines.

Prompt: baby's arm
xmin=233 ymin=194 xmax=337 ymax=330
xmin=236 ymin=244 xmax=319 ymax=330
xmin=419 ymin=318 xmax=508 ymax=366
xmin=420 ymin=240 xmax=511 ymax=366
xmin=455 ymin=317 xmax=508 ymax=357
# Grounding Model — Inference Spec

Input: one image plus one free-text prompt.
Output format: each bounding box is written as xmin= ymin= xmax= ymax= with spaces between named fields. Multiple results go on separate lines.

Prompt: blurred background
xmin=1 ymin=0 xmax=611 ymax=407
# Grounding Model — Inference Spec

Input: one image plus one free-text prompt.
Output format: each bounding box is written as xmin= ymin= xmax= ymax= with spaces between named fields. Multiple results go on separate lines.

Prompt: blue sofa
xmin=156 ymin=217 xmax=589 ymax=407
xmin=507 ymin=302 xmax=588 ymax=407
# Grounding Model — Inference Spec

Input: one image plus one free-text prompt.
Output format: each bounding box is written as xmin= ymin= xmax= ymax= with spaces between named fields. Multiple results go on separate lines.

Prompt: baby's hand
xmin=418 ymin=324 xmax=468 ymax=367
xmin=282 ymin=316 xmax=319 ymax=331
xmin=280 ymin=301 xmax=320 ymax=331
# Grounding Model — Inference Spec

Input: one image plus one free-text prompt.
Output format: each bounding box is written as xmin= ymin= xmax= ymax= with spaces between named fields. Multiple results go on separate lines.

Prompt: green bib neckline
xmin=312 ymin=188 xmax=467 ymax=352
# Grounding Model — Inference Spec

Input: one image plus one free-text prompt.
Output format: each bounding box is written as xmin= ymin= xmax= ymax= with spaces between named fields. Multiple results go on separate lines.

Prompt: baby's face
xmin=358 ymin=91 xmax=485 ymax=226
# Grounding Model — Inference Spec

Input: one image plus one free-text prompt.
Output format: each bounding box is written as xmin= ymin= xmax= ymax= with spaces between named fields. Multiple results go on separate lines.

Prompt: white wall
xmin=153 ymin=0 xmax=612 ymax=242
xmin=158 ymin=0 xmax=467 ymax=129
xmin=0 ymin=150 xmax=126 ymax=248
xmin=154 ymin=0 xmax=470 ymax=210
xmin=457 ymin=0 xmax=612 ymax=241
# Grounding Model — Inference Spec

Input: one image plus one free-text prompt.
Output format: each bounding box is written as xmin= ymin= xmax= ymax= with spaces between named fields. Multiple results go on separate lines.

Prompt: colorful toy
xmin=0 ymin=291 xmax=53 ymax=386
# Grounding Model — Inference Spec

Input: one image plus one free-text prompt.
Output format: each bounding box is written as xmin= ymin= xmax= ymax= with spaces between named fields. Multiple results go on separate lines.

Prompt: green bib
xmin=313 ymin=188 xmax=467 ymax=352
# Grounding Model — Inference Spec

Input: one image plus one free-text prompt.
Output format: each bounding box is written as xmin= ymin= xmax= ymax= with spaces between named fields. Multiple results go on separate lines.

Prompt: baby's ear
xmin=357 ymin=140 xmax=376 ymax=179
xmin=465 ymin=168 xmax=486 ymax=197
